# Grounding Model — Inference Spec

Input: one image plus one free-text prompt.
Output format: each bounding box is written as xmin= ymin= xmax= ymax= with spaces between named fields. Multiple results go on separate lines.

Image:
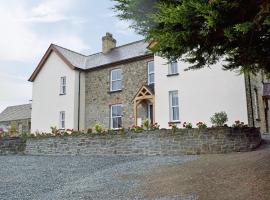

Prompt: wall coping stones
xmin=0 ymin=127 xmax=262 ymax=156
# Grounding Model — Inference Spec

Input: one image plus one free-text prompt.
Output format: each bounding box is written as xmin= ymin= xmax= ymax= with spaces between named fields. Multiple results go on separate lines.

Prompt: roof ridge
xmin=52 ymin=44 xmax=87 ymax=57
xmin=5 ymin=103 xmax=31 ymax=109
xmin=86 ymin=39 xmax=146 ymax=57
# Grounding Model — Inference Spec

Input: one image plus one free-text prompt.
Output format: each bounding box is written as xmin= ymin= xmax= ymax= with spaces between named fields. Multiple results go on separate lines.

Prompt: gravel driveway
xmin=0 ymin=155 xmax=197 ymax=200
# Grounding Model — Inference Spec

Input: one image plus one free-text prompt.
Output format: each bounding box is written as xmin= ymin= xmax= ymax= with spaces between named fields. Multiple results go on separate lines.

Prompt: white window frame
xmin=110 ymin=104 xmax=123 ymax=129
xmin=169 ymin=91 xmax=180 ymax=122
xmin=60 ymin=76 xmax=66 ymax=95
xmin=254 ymin=88 xmax=260 ymax=119
xmin=110 ymin=68 xmax=122 ymax=92
xmin=59 ymin=111 xmax=65 ymax=130
xmin=168 ymin=61 xmax=178 ymax=75
xmin=147 ymin=61 xmax=155 ymax=85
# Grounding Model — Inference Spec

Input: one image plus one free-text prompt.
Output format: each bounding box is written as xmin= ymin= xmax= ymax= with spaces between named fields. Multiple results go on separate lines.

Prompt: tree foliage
xmin=113 ymin=0 xmax=270 ymax=73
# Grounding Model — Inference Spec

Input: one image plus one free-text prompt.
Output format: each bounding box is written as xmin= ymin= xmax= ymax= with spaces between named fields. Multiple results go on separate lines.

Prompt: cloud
xmin=0 ymin=0 xmax=89 ymax=62
xmin=0 ymin=0 xmax=90 ymax=112
xmin=0 ymin=72 xmax=32 ymax=112
xmin=27 ymin=0 xmax=86 ymax=23
xmin=114 ymin=20 xmax=134 ymax=36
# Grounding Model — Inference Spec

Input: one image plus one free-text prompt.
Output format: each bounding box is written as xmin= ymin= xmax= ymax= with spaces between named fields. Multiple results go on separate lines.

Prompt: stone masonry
xmin=22 ymin=128 xmax=261 ymax=156
xmin=245 ymin=72 xmax=270 ymax=133
xmin=85 ymin=56 xmax=154 ymax=129
xmin=0 ymin=119 xmax=31 ymax=133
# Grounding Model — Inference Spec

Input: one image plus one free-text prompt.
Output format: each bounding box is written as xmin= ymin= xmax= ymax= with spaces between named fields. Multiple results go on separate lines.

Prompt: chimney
xmin=102 ymin=32 xmax=116 ymax=54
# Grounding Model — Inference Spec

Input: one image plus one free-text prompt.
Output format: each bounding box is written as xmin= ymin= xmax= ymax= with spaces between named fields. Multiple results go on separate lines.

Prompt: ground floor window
xmin=169 ymin=90 xmax=180 ymax=122
xmin=59 ymin=111 xmax=65 ymax=130
xmin=110 ymin=104 xmax=123 ymax=129
xmin=254 ymin=88 xmax=260 ymax=120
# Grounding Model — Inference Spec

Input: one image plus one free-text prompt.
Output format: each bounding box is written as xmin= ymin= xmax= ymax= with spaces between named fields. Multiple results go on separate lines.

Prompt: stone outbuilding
xmin=0 ymin=104 xmax=31 ymax=133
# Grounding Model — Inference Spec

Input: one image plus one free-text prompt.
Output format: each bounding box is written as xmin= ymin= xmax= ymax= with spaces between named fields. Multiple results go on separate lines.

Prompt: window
xmin=110 ymin=104 xmax=123 ymax=129
xmin=254 ymin=89 xmax=260 ymax=119
xmin=148 ymin=61 xmax=154 ymax=85
xmin=168 ymin=61 xmax=178 ymax=75
xmin=60 ymin=76 xmax=66 ymax=95
xmin=111 ymin=69 xmax=122 ymax=91
xmin=59 ymin=111 xmax=65 ymax=129
xmin=169 ymin=91 xmax=180 ymax=121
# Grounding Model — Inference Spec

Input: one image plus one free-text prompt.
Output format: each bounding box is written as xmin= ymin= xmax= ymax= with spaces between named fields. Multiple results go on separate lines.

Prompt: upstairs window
xmin=168 ymin=61 xmax=178 ymax=75
xmin=60 ymin=76 xmax=66 ymax=95
xmin=110 ymin=104 xmax=123 ymax=129
xmin=254 ymin=88 xmax=260 ymax=120
xmin=148 ymin=61 xmax=154 ymax=85
xmin=59 ymin=111 xmax=65 ymax=130
xmin=111 ymin=69 xmax=122 ymax=91
xmin=169 ymin=91 xmax=180 ymax=122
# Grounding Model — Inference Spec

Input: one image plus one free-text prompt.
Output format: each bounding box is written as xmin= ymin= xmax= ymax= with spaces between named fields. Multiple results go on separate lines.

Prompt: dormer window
xmin=168 ymin=61 xmax=179 ymax=76
xmin=60 ymin=76 xmax=66 ymax=95
xmin=148 ymin=61 xmax=154 ymax=85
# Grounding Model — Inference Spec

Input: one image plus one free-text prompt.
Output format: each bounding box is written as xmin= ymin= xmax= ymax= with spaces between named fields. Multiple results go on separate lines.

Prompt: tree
xmin=113 ymin=0 xmax=270 ymax=74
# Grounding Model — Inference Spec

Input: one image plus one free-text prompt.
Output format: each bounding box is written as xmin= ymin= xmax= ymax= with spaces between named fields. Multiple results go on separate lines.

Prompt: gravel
xmin=0 ymin=155 xmax=197 ymax=200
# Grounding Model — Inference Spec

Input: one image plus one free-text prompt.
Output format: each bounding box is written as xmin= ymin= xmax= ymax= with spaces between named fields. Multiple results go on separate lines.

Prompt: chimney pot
xmin=102 ymin=32 xmax=116 ymax=54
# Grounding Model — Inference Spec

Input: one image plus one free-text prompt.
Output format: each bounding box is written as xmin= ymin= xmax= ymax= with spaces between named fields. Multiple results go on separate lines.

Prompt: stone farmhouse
xmin=23 ymin=33 xmax=269 ymax=133
xmin=0 ymin=104 xmax=31 ymax=133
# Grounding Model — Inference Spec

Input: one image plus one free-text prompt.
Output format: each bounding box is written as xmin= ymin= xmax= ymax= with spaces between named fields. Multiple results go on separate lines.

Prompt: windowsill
xmin=59 ymin=93 xmax=66 ymax=96
xmin=168 ymin=121 xmax=181 ymax=124
xmin=256 ymin=118 xmax=261 ymax=122
xmin=108 ymin=89 xmax=122 ymax=94
xmin=110 ymin=128 xmax=122 ymax=130
xmin=167 ymin=73 xmax=179 ymax=77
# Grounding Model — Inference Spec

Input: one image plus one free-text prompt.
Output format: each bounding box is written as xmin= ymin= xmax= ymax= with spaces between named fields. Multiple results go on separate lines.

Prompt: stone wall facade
xmin=245 ymin=72 xmax=270 ymax=133
xmin=0 ymin=137 xmax=26 ymax=155
xmin=85 ymin=56 xmax=154 ymax=129
xmin=0 ymin=118 xmax=31 ymax=134
xmin=23 ymin=128 xmax=261 ymax=156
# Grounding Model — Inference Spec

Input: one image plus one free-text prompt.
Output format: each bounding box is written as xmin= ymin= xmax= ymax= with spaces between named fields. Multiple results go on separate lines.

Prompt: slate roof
xmin=0 ymin=104 xmax=31 ymax=122
xmin=53 ymin=40 xmax=151 ymax=70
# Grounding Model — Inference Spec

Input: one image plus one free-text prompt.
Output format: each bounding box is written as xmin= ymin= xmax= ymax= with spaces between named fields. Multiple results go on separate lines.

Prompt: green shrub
xmin=232 ymin=120 xmax=248 ymax=128
xmin=169 ymin=122 xmax=178 ymax=134
xmin=119 ymin=127 xmax=125 ymax=135
xmin=150 ymin=123 xmax=160 ymax=130
xmin=142 ymin=119 xmax=150 ymax=130
xmin=196 ymin=122 xmax=207 ymax=129
xmin=210 ymin=111 xmax=228 ymax=127
xmin=183 ymin=122 xmax=193 ymax=129
xmin=129 ymin=125 xmax=144 ymax=133
xmin=87 ymin=128 xmax=92 ymax=134
xmin=93 ymin=123 xmax=103 ymax=134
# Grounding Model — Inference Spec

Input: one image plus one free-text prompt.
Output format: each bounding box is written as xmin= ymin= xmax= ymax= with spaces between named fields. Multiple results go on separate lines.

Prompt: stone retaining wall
xmin=22 ymin=127 xmax=261 ymax=156
xmin=0 ymin=137 xmax=26 ymax=155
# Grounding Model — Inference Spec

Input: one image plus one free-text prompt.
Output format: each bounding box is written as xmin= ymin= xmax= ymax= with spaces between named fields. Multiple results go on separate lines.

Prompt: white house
xmin=154 ymin=56 xmax=248 ymax=128
xmin=28 ymin=33 xmax=261 ymax=133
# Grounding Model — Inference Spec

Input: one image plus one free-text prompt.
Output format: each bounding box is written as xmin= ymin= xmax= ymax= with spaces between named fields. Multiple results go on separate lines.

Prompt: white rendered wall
xmin=31 ymin=51 xmax=83 ymax=133
xmin=154 ymin=56 xmax=248 ymax=128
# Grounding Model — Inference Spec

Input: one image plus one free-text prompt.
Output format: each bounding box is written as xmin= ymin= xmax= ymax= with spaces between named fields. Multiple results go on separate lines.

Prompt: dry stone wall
xmin=23 ymin=128 xmax=261 ymax=156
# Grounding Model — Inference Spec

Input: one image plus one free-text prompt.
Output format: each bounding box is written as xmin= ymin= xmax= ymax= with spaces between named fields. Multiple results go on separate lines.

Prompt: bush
xmin=168 ymin=122 xmax=178 ymax=133
xmin=93 ymin=123 xmax=103 ymax=134
xmin=129 ymin=125 xmax=144 ymax=133
xmin=210 ymin=111 xmax=228 ymax=127
xmin=183 ymin=122 xmax=193 ymax=129
xmin=142 ymin=119 xmax=150 ymax=130
xmin=150 ymin=123 xmax=160 ymax=130
xmin=232 ymin=120 xmax=248 ymax=128
xmin=196 ymin=122 xmax=207 ymax=129
xmin=87 ymin=128 xmax=92 ymax=134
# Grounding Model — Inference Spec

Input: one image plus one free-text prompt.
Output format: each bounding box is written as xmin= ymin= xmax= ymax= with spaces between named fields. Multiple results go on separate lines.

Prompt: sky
xmin=0 ymin=0 xmax=142 ymax=112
